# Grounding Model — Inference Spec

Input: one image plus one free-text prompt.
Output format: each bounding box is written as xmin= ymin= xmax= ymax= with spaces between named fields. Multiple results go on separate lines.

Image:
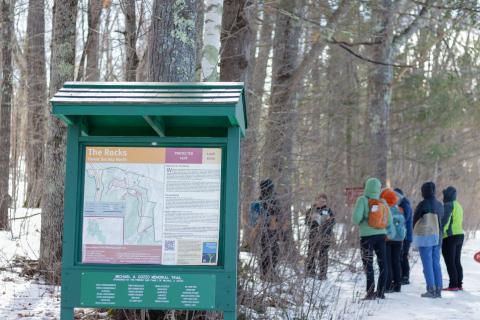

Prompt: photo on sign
xmin=202 ymin=242 xmax=218 ymax=264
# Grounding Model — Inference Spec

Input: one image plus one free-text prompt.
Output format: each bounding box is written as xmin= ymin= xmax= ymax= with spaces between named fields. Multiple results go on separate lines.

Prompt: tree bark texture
xmin=240 ymin=7 xmax=273 ymax=241
xmin=202 ymin=0 xmax=222 ymax=81
xmin=0 ymin=0 xmax=13 ymax=230
xmin=85 ymin=0 xmax=102 ymax=81
xmin=76 ymin=0 xmax=102 ymax=81
xmin=219 ymin=0 xmax=251 ymax=82
xmin=39 ymin=0 xmax=78 ymax=283
xmin=25 ymin=0 xmax=47 ymax=208
xmin=121 ymin=0 xmax=139 ymax=81
xmin=194 ymin=0 xmax=204 ymax=81
xmin=261 ymin=0 xmax=299 ymax=208
xmin=366 ymin=0 xmax=394 ymax=184
xmin=147 ymin=0 xmax=197 ymax=82
xmin=366 ymin=0 xmax=432 ymax=184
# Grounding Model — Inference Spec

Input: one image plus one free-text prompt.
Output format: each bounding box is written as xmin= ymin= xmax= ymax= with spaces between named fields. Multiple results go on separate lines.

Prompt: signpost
xmin=51 ymin=82 xmax=247 ymax=319
xmin=345 ymin=186 xmax=364 ymax=206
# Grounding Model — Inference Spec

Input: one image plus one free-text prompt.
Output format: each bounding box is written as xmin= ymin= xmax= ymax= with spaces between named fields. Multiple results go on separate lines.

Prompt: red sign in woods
xmin=345 ymin=187 xmax=364 ymax=206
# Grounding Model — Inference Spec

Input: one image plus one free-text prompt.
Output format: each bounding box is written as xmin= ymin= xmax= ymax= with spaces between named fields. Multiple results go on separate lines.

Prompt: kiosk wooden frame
xmin=51 ymin=82 xmax=247 ymax=320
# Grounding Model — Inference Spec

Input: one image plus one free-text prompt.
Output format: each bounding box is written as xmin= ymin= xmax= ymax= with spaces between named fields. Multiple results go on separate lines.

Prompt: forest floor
xmin=0 ymin=208 xmax=479 ymax=319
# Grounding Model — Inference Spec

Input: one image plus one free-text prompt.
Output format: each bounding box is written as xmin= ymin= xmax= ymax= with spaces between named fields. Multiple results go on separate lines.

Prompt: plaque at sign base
xmin=81 ymin=272 xmax=216 ymax=309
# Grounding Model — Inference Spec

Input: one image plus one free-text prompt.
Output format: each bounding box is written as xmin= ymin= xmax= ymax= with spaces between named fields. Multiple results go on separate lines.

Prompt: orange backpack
xmin=367 ymin=198 xmax=389 ymax=229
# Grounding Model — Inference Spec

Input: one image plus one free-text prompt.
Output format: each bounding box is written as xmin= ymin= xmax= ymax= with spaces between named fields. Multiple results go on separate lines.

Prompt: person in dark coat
xmin=394 ymin=188 xmax=413 ymax=285
xmin=258 ymin=179 xmax=283 ymax=281
xmin=413 ymin=182 xmax=448 ymax=298
xmin=305 ymin=193 xmax=335 ymax=279
xmin=441 ymin=186 xmax=465 ymax=291
xmin=382 ymin=188 xmax=404 ymax=293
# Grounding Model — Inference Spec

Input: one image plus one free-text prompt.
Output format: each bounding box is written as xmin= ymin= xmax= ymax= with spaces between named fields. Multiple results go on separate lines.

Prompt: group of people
xmin=352 ymin=178 xmax=465 ymax=299
xmin=251 ymin=177 xmax=465 ymax=300
xmin=250 ymin=179 xmax=335 ymax=281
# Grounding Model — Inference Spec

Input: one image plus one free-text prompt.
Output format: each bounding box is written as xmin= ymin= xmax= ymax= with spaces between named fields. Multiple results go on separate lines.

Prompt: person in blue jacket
xmin=394 ymin=188 xmax=413 ymax=285
xmin=413 ymin=182 xmax=447 ymax=298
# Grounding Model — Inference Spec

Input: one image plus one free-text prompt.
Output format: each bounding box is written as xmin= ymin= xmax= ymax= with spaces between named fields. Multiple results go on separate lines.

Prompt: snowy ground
xmin=0 ymin=208 xmax=61 ymax=320
xmin=1 ymin=199 xmax=479 ymax=320
xmin=366 ymin=233 xmax=480 ymax=320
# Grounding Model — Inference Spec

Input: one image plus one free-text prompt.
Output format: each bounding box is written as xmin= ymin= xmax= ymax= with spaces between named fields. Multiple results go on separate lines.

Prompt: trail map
xmin=81 ymin=147 xmax=222 ymax=265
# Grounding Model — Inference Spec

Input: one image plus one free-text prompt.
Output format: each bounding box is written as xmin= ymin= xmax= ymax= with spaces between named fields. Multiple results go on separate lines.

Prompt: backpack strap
xmin=363 ymin=195 xmax=370 ymax=221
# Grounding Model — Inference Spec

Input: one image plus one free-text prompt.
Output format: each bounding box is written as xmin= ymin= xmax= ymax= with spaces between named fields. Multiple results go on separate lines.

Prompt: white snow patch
xmin=0 ymin=210 xmax=60 ymax=320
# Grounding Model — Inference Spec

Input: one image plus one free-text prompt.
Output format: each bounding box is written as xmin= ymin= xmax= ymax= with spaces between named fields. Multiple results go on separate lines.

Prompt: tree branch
xmin=290 ymin=0 xmax=353 ymax=86
xmin=392 ymin=0 xmax=435 ymax=51
xmin=409 ymin=0 xmax=480 ymax=13
xmin=336 ymin=42 xmax=414 ymax=68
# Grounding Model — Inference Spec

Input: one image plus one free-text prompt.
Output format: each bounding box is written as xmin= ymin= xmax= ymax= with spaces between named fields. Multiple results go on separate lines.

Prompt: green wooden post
xmin=224 ymin=127 xmax=240 ymax=318
xmin=60 ymin=307 xmax=74 ymax=320
xmin=61 ymin=123 xmax=81 ymax=320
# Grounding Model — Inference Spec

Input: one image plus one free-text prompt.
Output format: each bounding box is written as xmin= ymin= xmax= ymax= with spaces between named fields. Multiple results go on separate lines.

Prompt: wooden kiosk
xmin=51 ymin=82 xmax=246 ymax=319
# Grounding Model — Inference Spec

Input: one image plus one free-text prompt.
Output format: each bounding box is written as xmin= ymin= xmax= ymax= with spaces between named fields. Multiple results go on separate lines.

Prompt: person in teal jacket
xmin=441 ymin=186 xmax=464 ymax=291
xmin=352 ymin=178 xmax=393 ymax=300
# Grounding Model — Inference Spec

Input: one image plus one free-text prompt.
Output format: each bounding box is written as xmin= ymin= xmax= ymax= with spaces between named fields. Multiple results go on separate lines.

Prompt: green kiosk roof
xmin=51 ymin=82 xmax=247 ymax=137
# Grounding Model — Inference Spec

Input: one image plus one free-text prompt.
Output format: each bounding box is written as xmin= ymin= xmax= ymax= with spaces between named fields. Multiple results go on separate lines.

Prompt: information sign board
xmin=82 ymin=146 xmax=222 ymax=266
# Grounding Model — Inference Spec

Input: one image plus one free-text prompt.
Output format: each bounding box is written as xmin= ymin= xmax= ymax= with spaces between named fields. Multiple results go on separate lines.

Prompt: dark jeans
xmin=260 ymin=231 xmax=279 ymax=279
xmin=401 ymin=240 xmax=411 ymax=281
xmin=306 ymin=229 xmax=330 ymax=278
xmin=386 ymin=241 xmax=403 ymax=290
xmin=442 ymin=234 xmax=464 ymax=288
xmin=361 ymin=234 xmax=387 ymax=295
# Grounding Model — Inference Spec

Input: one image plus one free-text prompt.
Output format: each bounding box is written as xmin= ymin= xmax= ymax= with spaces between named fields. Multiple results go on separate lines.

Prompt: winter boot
xmin=435 ymin=287 xmax=442 ymax=298
xmin=375 ymin=291 xmax=386 ymax=299
xmin=362 ymin=292 xmax=376 ymax=300
xmin=421 ymin=286 xmax=436 ymax=298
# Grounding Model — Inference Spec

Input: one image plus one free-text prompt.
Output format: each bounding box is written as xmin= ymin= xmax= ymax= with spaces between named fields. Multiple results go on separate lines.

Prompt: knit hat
xmin=381 ymin=188 xmax=399 ymax=207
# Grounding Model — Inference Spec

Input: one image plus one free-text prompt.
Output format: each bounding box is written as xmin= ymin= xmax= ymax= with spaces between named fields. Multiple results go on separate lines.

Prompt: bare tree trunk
xmin=366 ymin=0 xmax=394 ymax=184
xmin=39 ymin=0 xmax=78 ymax=284
xmin=219 ymin=0 xmax=253 ymax=240
xmin=76 ymin=0 xmax=102 ymax=81
xmin=25 ymin=0 xmax=47 ymax=208
xmin=241 ymin=7 xmax=273 ymax=244
xmin=121 ymin=0 xmax=139 ymax=81
xmin=85 ymin=0 xmax=102 ymax=81
xmin=11 ymin=35 xmax=27 ymax=212
xmin=262 ymin=0 xmax=299 ymax=225
xmin=219 ymin=0 xmax=251 ymax=82
xmin=194 ymin=0 xmax=204 ymax=81
xmin=366 ymin=0 xmax=432 ymax=184
xmin=147 ymin=0 xmax=197 ymax=82
xmin=0 ymin=0 xmax=14 ymax=230
xmin=202 ymin=0 xmax=222 ymax=81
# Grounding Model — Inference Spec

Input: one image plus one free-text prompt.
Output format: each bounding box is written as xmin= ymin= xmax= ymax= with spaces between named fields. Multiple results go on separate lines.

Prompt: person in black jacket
xmin=394 ymin=188 xmax=413 ymax=285
xmin=258 ymin=179 xmax=283 ymax=281
xmin=441 ymin=186 xmax=465 ymax=291
xmin=305 ymin=193 xmax=335 ymax=279
xmin=413 ymin=182 xmax=448 ymax=298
